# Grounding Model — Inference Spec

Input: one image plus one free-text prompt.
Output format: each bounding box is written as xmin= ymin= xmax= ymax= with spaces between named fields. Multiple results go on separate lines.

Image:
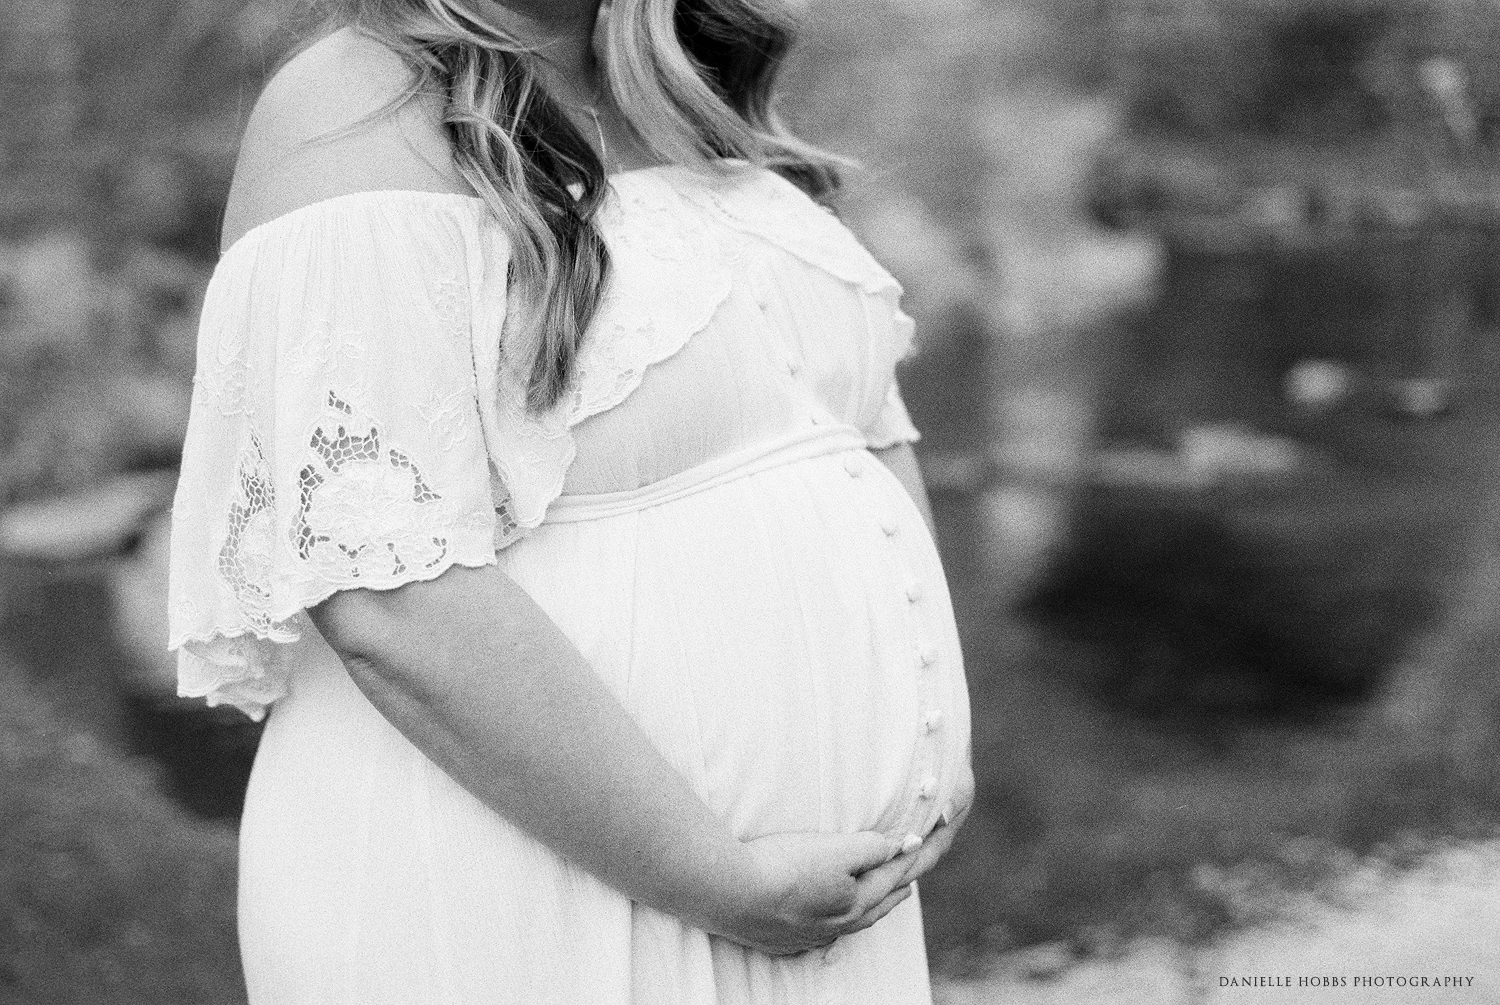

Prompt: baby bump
xmin=501 ymin=446 xmax=970 ymax=844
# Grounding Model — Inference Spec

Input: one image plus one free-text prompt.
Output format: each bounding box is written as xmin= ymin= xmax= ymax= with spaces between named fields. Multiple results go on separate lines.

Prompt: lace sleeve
xmin=167 ymin=192 xmax=504 ymax=719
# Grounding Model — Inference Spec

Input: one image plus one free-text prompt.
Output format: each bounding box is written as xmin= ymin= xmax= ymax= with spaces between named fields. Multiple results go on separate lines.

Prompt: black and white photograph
xmin=2 ymin=0 xmax=1499 ymax=1002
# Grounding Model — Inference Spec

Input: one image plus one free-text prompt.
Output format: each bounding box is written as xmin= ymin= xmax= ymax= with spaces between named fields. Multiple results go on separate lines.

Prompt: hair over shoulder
xmin=316 ymin=0 xmax=843 ymax=412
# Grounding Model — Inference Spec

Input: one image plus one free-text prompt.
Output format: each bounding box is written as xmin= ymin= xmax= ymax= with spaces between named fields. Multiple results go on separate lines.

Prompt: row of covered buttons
xmin=752 ymin=287 xmax=841 ymax=433
xmin=817 ymin=452 xmax=944 ymax=978
xmin=840 ymin=452 xmax=947 ymax=853
xmin=847 ymin=459 xmax=924 ymax=597
xmin=749 ymin=284 xmax=803 ymax=380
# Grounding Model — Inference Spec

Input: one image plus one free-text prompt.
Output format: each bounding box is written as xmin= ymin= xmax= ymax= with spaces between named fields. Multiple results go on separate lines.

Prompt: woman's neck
xmin=474 ymin=0 xmax=661 ymax=173
xmin=470 ymin=0 xmax=660 ymax=173
xmin=472 ymin=0 xmax=603 ymax=98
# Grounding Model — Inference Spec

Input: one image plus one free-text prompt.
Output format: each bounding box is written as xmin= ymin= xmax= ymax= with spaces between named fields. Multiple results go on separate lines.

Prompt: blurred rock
xmin=1094 ymin=447 xmax=1190 ymax=489
xmin=976 ymin=485 xmax=1069 ymax=603
xmin=1386 ymin=376 xmax=1452 ymax=420
xmin=1179 ymin=424 xmax=1305 ymax=483
xmin=0 ymin=471 xmax=176 ymax=563
xmin=109 ymin=511 xmax=176 ymax=696
xmin=1284 ymin=358 xmax=1357 ymax=411
xmin=987 ymin=941 xmax=1075 ymax=982
xmin=1086 ymin=426 xmax=1309 ymax=490
xmin=1419 ymin=56 xmax=1478 ymax=148
xmin=1243 ymin=185 xmax=1310 ymax=232
xmin=0 ymin=369 xmax=190 ymax=505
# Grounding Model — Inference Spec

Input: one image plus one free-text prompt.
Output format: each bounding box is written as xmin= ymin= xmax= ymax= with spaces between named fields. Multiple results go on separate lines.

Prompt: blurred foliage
xmin=0 ymin=235 xmax=204 ymax=506
xmin=0 ymin=655 xmax=240 ymax=1003
xmin=1115 ymin=0 xmax=1500 ymax=146
xmin=0 ymin=0 xmax=309 ymax=254
xmin=1093 ymin=0 xmax=1500 ymax=234
xmin=0 ymin=0 xmax=294 ymax=504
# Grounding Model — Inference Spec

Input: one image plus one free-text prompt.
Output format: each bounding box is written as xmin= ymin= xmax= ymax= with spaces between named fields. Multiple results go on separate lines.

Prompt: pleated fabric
xmin=168 ymin=162 xmax=970 ymax=1004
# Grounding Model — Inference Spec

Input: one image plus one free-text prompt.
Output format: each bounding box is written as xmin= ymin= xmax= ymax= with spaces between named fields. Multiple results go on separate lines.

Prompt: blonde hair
xmin=327 ymin=0 xmax=843 ymax=411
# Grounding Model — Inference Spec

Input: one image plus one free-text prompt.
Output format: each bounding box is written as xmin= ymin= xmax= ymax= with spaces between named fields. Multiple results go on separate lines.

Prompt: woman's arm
xmin=310 ymin=564 xmax=915 ymax=954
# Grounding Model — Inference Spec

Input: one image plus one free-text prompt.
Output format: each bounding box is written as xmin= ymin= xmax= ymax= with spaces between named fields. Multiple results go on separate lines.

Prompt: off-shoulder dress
xmin=167 ymin=162 xmax=971 ymax=1005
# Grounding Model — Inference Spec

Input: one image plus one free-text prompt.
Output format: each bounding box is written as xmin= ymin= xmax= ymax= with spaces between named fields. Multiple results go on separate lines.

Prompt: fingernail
xmin=900 ymin=833 xmax=923 ymax=855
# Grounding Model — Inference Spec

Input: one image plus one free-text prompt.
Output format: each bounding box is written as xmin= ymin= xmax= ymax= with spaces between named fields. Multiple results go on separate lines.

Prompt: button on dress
xmin=167 ymin=163 xmax=972 ymax=1004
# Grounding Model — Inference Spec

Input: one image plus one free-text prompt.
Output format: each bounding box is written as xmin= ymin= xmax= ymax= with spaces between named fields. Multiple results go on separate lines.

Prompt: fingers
xmin=895 ymin=772 xmax=976 ymax=886
xmin=845 ymin=882 xmax=912 ymax=934
xmin=894 ymin=820 xmax=959 ymax=887
xmin=848 ymin=845 xmax=917 ymax=903
xmin=832 ymin=830 xmax=902 ymax=876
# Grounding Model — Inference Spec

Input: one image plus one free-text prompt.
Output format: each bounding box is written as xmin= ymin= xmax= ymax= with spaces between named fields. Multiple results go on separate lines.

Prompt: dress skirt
xmin=237 ymin=426 xmax=971 ymax=1005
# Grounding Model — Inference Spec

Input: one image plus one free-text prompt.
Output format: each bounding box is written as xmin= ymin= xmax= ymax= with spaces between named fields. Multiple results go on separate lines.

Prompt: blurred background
xmin=4 ymin=0 xmax=1500 ymax=1001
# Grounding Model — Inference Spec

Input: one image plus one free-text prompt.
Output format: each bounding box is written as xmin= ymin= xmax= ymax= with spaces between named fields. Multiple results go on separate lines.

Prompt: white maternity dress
xmin=167 ymin=162 xmax=972 ymax=1005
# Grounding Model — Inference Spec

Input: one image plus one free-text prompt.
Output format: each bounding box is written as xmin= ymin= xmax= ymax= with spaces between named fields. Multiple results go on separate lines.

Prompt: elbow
xmin=309 ymin=565 xmax=497 ymax=700
xmin=308 ymin=589 xmax=402 ymax=686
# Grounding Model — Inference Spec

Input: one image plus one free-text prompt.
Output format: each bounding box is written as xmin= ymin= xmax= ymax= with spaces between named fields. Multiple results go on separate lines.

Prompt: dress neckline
xmin=217 ymin=162 xmax=745 ymax=260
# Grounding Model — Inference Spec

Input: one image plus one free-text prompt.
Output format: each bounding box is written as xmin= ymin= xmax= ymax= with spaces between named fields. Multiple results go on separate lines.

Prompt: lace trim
xmin=675 ymin=166 xmax=915 ymax=364
xmin=568 ymin=174 xmax=734 ymax=425
xmin=176 ymin=629 xmax=301 ymax=722
xmin=173 ymin=539 xmax=497 ymax=721
xmin=471 ymin=172 xmax=734 ymax=538
xmin=677 ymin=168 xmax=904 ymax=297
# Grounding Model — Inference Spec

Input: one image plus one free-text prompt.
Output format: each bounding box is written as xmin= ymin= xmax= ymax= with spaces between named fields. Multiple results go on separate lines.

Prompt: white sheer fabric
xmin=167 ymin=163 xmax=968 ymax=1004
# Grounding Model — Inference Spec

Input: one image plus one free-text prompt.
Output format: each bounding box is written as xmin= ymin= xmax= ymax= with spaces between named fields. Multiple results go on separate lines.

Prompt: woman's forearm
xmin=308 ymin=564 xmax=758 ymax=936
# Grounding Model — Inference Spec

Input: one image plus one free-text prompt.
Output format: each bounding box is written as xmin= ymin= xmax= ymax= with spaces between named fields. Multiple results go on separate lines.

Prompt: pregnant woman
xmin=167 ymin=0 xmax=973 ymax=1001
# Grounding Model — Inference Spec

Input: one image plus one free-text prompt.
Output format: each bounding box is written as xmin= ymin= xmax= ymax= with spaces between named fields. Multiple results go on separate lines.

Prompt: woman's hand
xmin=712 ymin=831 xmax=918 ymax=956
xmin=895 ymin=761 xmax=977 ymax=889
xmin=712 ymin=763 xmax=977 ymax=956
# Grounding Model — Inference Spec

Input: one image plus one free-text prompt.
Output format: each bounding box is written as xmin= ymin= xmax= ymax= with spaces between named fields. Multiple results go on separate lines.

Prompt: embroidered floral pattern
xmin=431 ymin=278 xmax=472 ymax=354
xmin=217 ymin=432 xmax=277 ymax=632
xmin=290 ymin=391 xmax=451 ymax=579
xmin=192 ymin=334 xmax=251 ymax=417
xmin=416 ymin=389 xmax=476 ymax=453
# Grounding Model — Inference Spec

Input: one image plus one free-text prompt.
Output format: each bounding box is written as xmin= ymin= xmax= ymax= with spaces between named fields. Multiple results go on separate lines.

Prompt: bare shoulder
xmin=220 ymin=26 xmax=468 ymax=252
